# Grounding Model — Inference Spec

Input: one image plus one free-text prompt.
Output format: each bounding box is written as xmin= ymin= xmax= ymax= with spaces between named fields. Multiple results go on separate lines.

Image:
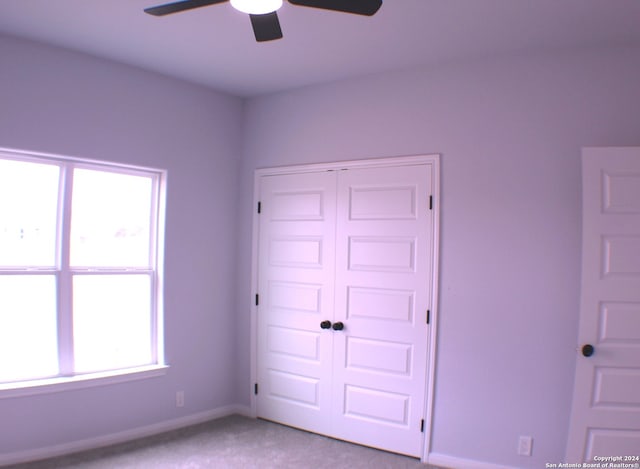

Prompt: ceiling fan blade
xmin=250 ymin=12 xmax=283 ymax=42
xmin=287 ymin=0 xmax=381 ymax=16
xmin=144 ymin=0 xmax=228 ymax=16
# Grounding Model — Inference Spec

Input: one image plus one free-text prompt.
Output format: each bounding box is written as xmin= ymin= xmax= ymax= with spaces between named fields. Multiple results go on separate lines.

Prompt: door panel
xmin=256 ymin=171 xmax=337 ymax=434
xmin=566 ymin=147 xmax=640 ymax=461
xmin=269 ymin=237 xmax=324 ymax=267
xmin=267 ymin=326 xmax=320 ymax=360
xmin=602 ymin=172 xmax=640 ymax=213
xmin=268 ymin=281 xmax=322 ymax=314
xmin=347 ymin=287 xmax=415 ymax=322
xmin=592 ymin=367 xmax=640 ymax=408
xmin=332 ymin=165 xmax=432 ymax=457
xmin=603 ymin=236 xmax=640 ymax=275
xmin=267 ymin=369 xmax=321 ymax=407
xmin=270 ymin=190 xmax=326 ymax=220
xmin=585 ymin=430 xmax=640 ymax=460
xmin=348 ymin=185 xmax=418 ymax=220
xmin=348 ymin=236 xmax=417 ymax=272
xmin=343 ymin=385 xmax=411 ymax=424
xmin=598 ymin=302 xmax=640 ymax=343
xmin=346 ymin=337 xmax=413 ymax=375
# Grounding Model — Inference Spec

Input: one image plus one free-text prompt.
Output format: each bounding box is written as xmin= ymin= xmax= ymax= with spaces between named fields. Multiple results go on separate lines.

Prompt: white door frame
xmin=248 ymin=154 xmax=440 ymax=463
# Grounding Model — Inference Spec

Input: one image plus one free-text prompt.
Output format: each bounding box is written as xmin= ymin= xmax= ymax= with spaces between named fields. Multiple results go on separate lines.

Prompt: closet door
xmin=332 ymin=164 xmax=432 ymax=457
xmin=255 ymin=161 xmax=435 ymax=458
xmin=256 ymin=171 xmax=337 ymax=434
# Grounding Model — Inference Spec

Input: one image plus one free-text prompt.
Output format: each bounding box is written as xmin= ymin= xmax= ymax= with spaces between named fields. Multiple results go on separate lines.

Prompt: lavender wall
xmin=3 ymin=30 xmax=640 ymax=468
xmin=236 ymin=45 xmax=640 ymax=467
xmin=0 ymin=35 xmax=243 ymax=457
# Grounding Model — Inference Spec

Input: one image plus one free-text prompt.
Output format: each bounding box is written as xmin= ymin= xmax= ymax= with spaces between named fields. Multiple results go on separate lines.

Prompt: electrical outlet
xmin=176 ymin=391 xmax=185 ymax=408
xmin=518 ymin=435 xmax=533 ymax=456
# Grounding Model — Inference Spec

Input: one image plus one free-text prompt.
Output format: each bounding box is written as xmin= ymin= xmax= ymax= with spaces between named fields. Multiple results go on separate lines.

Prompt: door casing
xmin=248 ymin=154 xmax=440 ymax=463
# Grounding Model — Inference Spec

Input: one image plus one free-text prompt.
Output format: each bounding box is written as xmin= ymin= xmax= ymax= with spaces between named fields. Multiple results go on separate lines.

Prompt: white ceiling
xmin=1 ymin=0 xmax=639 ymax=97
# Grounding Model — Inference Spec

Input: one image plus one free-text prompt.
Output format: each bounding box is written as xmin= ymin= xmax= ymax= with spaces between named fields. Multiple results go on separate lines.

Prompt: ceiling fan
xmin=144 ymin=0 xmax=383 ymax=42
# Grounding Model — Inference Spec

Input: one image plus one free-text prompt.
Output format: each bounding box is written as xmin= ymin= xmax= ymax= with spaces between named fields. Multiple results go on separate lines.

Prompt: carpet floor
xmin=4 ymin=415 xmax=442 ymax=469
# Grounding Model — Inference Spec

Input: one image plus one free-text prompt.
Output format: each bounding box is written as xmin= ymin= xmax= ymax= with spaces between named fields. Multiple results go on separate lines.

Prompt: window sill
xmin=0 ymin=364 xmax=169 ymax=399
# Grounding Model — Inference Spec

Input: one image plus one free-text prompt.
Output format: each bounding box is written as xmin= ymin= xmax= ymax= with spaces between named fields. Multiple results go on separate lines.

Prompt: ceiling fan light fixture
xmin=230 ymin=0 xmax=283 ymax=15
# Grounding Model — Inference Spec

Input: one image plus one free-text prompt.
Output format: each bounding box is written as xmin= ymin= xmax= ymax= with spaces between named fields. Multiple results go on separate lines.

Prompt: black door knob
xmin=332 ymin=321 xmax=344 ymax=331
xmin=320 ymin=320 xmax=332 ymax=329
xmin=582 ymin=344 xmax=595 ymax=357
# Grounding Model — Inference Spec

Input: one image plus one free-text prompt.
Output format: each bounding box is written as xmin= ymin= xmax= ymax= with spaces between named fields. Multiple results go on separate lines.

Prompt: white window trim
xmin=0 ymin=147 xmax=167 ymax=396
xmin=0 ymin=365 xmax=169 ymax=399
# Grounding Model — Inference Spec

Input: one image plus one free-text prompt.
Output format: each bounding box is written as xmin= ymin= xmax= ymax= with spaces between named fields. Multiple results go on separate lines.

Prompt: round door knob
xmin=320 ymin=320 xmax=332 ymax=329
xmin=582 ymin=344 xmax=595 ymax=357
xmin=332 ymin=321 xmax=344 ymax=331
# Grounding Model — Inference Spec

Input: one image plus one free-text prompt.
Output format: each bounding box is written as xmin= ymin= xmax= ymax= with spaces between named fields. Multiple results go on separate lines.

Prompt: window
xmin=0 ymin=149 xmax=165 ymax=389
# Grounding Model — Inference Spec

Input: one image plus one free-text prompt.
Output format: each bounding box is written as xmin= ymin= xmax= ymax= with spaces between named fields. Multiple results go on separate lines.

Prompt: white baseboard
xmin=428 ymin=452 xmax=519 ymax=469
xmin=1 ymin=404 xmax=252 ymax=467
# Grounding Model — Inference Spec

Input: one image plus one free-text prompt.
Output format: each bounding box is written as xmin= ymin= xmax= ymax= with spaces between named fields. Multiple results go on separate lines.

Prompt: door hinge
xmin=429 ymin=195 xmax=433 ymax=210
xmin=426 ymin=309 xmax=431 ymax=324
xmin=257 ymin=201 xmax=261 ymax=214
xmin=255 ymin=294 xmax=259 ymax=306
xmin=420 ymin=419 xmax=425 ymax=432
xmin=254 ymin=383 xmax=258 ymax=395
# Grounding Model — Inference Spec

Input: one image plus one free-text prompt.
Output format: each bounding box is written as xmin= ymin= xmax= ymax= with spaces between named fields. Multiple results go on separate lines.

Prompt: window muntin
xmin=0 ymin=150 xmax=164 ymax=387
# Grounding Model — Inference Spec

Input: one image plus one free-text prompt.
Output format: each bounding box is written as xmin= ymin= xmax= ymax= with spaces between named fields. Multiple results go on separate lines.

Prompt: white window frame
xmin=0 ymin=147 xmax=167 ymax=398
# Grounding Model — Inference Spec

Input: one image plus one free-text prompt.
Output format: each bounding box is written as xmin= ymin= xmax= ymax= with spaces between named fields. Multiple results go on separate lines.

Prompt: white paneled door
xmin=566 ymin=148 xmax=640 ymax=461
xmin=255 ymin=159 xmax=437 ymax=458
xmin=256 ymin=171 xmax=337 ymax=435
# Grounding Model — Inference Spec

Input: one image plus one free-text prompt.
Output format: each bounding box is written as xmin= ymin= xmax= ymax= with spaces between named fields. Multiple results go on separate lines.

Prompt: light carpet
xmin=4 ymin=415 xmax=442 ymax=469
